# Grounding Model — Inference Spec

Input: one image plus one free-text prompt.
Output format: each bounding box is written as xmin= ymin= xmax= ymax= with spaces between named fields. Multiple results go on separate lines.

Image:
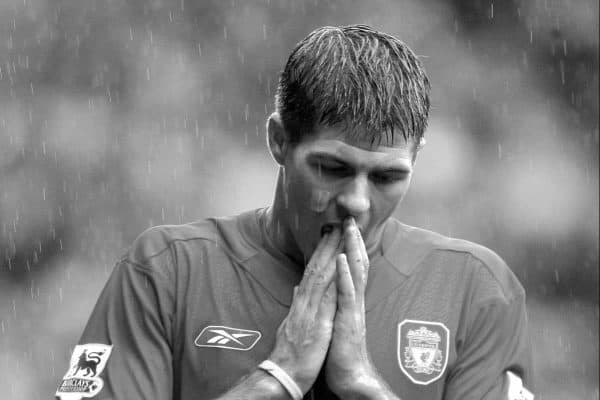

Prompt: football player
xmin=57 ymin=25 xmax=534 ymax=400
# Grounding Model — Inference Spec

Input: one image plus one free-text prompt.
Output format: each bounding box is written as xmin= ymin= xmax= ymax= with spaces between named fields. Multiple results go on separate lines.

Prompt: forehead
xmin=296 ymin=125 xmax=417 ymax=165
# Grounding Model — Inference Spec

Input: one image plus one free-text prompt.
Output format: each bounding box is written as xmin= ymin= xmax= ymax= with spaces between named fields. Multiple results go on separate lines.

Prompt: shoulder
xmin=127 ymin=220 xmax=219 ymax=265
xmin=125 ymin=209 xmax=259 ymax=274
xmin=387 ymin=220 xmax=525 ymax=303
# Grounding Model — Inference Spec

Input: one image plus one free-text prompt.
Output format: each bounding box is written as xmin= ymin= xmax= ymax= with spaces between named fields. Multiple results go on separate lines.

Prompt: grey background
xmin=0 ymin=0 xmax=598 ymax=399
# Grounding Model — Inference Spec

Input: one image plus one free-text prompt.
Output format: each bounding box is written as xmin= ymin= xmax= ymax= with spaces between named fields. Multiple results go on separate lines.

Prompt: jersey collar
xmin=230 ymin=209 xmax=433 ymax=309
xmin=363 ymin=219 xmax=435 ymax=310
xmin=235 ymin=208 xmax=303 ymax=306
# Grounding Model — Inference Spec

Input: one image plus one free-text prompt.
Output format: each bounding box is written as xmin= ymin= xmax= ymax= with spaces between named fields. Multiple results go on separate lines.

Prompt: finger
xmin=336 ymin=253 xmax=356 ymax=310
xmin=308 ymin=227 xmax=343 ymax=276
xmin=345 ymin=217 xmax=370 ymax=295
xmin=334 ymin=231 xmax=345 ymax=256
xmin=343 ymin=217 xmax=365 ymax=292
xmin=305 ymin=231 xmax=344 ymax=311
xmin=288 ymin=285 xmax=304 ymax=316
xmin=302 ymin=230 xmax=334 ymax=279
xmin=311 ymin=235 xmax=344 ymax=315
xmin=298 ymin=228 xmax=343 ymax=317
xmin=316 ymin=280 xmax=337 ymax=326
xmin=298 ymin=228 xmax=341 ymax=295
xmin=355 ymin=224 xmax=370 ymax=291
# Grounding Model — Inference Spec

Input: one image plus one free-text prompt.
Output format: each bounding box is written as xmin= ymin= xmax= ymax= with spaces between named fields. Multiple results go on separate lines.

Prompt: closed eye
xmin=309 ymin=157 xmax=353 ymax=178
xmin=370 ymin=170 xmax=409 ymax=184
xmin=316 ymin=162 xmax=352 ymax=177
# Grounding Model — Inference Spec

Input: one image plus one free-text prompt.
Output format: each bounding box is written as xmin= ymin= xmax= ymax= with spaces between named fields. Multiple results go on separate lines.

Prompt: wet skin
xmin=273 ymin=124 xmax=418 ymax=264
xmin=263 ymin=118 xmax=420 ymax=398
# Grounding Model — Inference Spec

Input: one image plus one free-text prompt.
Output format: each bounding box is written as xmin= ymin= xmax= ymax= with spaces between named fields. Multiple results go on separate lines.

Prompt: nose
xmin=336 ymin=174 xmax=371 ymax=218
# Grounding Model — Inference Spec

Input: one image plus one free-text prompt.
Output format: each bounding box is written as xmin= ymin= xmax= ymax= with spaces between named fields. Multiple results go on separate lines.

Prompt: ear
xmin=266 ymin=112 xmax=291 ymax=166
xmin=411 ymin=136 xmax=426 ymax=165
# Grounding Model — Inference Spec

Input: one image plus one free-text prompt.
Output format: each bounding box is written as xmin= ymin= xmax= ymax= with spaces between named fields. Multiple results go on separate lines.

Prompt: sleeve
xmin=443 ymin=258 xmax=534 ymax=400
xmin=56 ymin=229 xmax=176 ymax=400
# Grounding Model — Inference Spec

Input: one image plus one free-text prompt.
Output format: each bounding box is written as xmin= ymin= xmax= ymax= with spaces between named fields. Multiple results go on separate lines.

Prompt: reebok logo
xmin=195 ymin=325 xmax=262 ymax=351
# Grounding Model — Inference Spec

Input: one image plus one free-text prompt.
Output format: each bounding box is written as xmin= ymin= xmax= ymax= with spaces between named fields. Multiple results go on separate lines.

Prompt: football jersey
xmin=56 ymin=208 xmax=534 ymax=400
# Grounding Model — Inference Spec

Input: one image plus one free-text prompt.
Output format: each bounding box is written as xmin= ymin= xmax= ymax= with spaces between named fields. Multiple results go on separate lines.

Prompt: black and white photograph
xmin=0 ymin=1 xmax=597 ymax=399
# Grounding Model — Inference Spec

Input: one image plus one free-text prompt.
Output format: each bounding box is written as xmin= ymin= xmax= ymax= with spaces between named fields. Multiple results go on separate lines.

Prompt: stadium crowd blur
xmin=0 ymin=0 xmax=597 ymax=399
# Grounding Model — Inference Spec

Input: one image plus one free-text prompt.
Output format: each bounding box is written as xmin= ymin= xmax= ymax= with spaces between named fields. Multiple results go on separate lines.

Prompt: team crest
xmin=398 ymin=319 xmax=449 ymax=385
xmin=56 ymin=343 xmax=113 ymax=399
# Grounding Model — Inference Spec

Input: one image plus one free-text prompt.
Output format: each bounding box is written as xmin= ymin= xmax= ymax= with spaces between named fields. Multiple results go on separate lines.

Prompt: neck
xmin=264 ymin=169 xmax=306 ymax=267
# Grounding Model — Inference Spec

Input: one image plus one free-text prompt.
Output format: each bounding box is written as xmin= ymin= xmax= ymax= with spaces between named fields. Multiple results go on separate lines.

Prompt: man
xmin=56 ymin=25 xmax=534 ymax=400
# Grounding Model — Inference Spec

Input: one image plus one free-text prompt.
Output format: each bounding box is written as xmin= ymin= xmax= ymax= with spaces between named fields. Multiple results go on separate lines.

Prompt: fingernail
xmin=344 ymin=217 xmax=355 ymax=229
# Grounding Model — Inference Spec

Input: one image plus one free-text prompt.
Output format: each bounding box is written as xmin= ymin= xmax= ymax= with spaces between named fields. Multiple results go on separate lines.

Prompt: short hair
xmin=275 ymin=25 xmax=431 ymax=147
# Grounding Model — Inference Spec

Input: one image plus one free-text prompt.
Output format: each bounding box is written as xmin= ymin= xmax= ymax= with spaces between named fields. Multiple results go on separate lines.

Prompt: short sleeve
xmin=56 ymin=228 xmax=176 ymax=400
xmin=443 ymin=258 xmax=534 ymax=400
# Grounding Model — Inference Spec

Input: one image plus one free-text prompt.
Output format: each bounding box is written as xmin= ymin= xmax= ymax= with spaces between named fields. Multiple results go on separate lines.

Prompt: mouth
xmin=320 ymin=224 xmax=334 ymax=237
xmin=320 ymin=222 xmax=346 ymax=237
xmin=320 ymin=222 xmax=352 ymax=237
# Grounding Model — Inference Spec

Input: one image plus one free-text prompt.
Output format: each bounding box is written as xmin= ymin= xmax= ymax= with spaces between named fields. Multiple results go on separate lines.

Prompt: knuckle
xmin=302 ymin=267 xmax=316 ymax=281
xmin=314 ymin=275 xmax=326 ymax=286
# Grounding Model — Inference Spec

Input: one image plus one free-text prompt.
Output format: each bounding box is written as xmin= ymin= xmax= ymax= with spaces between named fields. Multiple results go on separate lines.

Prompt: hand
xmin=267 ymin=227 xmax=343 ymax=394
xmin=325 ymin=217 xmax=380 ymax=396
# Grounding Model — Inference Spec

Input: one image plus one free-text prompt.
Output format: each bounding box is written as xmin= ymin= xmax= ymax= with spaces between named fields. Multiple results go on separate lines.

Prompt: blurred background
xmin=0 ymin=0 xmax=597 ymax=398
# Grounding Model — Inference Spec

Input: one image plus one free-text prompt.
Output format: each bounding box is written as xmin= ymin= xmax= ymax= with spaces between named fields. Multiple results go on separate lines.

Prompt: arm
xmin=214 ymin=369 xmax=289 ymax=400
xmin=57 ymin=260 xmax=289 ymax=400
xmin=58 ymin=226 xmax=344 ymax=400
xmin=327 ymin=220 xmax=534 ymax=400
xmin=325 ymin=218 xmax=402 ymax=400
xmin=443 ymin=256 xmax=534 ymax=400
xmin=56 ymin=253 xmax=175 ymax=400
xmin=217 ymin=227 xmax=344 ymax=400
xmin=444 ymin=294 xmax=534 ymax=399
xmin=330 ymin=369 xmax=400 ymax=400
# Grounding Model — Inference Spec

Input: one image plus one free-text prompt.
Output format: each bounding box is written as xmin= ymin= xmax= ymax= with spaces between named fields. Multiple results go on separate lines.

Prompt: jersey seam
xmin=430 ymin=248 xmax=518 ymax=301
xmin=118 ymin=257 xmax=176 ymax=351
xmin=471 ymin=290 xmax=524 ymax=309
xmin=130 ymin=236 xmax=213 ymax=263
xmin=132 ymin=232 xmax=288 ymax=307
xmin=127 ymin=234 xmax=254 ymax=270
xmin=120 ymin=256 xmax=173 ymax=284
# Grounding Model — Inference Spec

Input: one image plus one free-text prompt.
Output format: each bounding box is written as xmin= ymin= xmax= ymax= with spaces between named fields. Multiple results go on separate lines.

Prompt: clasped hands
xmin=269 ymin=217 xmax=384 ymax=398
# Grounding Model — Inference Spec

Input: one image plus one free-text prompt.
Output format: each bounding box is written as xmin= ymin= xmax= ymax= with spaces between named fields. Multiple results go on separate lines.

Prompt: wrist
xmin=331 ymin=369 xmax=390 ymax=400
xmin=268 ymin=355 xmax=313 ymax=393
xmin=258 ymin=360 xmax=304 ymax=400
xmin=255 ymin=368 xmax=293 ymax=399
xmin=218 ymin=368 xmax=296 ymax=400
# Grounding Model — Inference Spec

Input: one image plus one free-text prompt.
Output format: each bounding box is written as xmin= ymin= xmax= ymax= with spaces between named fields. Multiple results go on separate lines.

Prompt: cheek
xmin=288 ymin=160 xmax=334 ymax=214
xmin=309 ymin=189 xmax=333 ymax=212
xmin=373 ymin=182 xmax=411 ymax=213
xmin=285 ymin=171 xmax=320 ymax=216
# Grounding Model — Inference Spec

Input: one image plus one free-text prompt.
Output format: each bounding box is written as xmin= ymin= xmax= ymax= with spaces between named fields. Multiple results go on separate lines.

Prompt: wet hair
xmin=275 ymin=25 xmax=431 ymax=147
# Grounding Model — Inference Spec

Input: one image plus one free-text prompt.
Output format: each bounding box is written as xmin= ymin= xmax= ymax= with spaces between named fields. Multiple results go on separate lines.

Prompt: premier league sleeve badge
xmin=398 ymin=320 xmax=449 ymax=385
xmin=56 ymin=343 xmax=113 ymax=399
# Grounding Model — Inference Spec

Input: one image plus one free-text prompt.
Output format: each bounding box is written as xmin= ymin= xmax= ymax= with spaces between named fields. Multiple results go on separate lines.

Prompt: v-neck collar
xmin=220 ymin=208 xmax=434 ymax=309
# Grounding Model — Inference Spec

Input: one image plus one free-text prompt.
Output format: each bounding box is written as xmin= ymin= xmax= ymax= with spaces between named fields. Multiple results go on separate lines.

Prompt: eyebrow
xmin=307 ymin=151 xmax=412 ymax=172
